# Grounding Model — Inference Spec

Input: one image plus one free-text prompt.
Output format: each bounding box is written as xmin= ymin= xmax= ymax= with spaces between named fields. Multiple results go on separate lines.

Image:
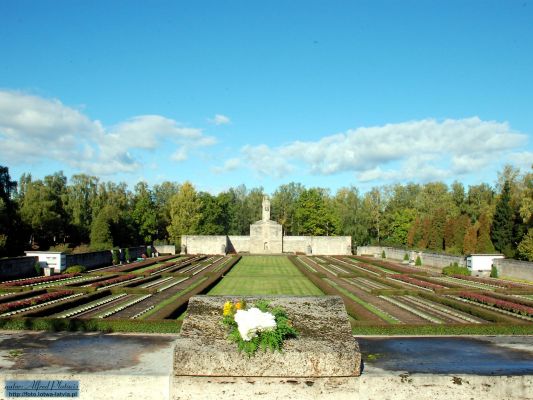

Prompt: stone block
xmin=174 ymin=295 xmax=361 ymax=377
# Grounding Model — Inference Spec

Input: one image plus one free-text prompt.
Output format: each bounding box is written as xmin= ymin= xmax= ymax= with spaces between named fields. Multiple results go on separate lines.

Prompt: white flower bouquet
xmin=222 ymin=299 xmax=298 ymax=356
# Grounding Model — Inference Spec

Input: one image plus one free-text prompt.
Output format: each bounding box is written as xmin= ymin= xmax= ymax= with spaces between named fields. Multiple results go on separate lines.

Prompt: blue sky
xmin=1 ymin=0 xmax=532 ymax=194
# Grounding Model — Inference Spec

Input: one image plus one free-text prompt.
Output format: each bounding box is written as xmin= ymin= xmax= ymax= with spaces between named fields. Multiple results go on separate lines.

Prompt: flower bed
xmin=458 ymin=291 xmax=533 ymax=317
xmin=452 ymin=275 xmax=530 ymax=290
xmin=0 ymin=291 xmax=74 ymax=313
xmin=89 ymin=274 xmax=137 ymax=289
xmin=2 ymin=274 xmax=80 ymax=287
xmin=390 ymin=275 xmax=446 ymax=291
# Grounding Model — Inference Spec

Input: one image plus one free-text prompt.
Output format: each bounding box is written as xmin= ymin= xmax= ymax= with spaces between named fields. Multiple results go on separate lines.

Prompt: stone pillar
xmin=262 ymin=195 xmax=270 ymax=222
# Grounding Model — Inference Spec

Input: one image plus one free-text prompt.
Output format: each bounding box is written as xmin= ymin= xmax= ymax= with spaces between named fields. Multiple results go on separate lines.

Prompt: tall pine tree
xmin=491 ymin=180 xmax=514 ymax=255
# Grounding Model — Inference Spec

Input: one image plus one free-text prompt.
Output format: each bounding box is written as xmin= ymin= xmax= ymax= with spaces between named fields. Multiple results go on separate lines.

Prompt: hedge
xmin=0 ymin=316 xmax=181 ymax=333
xmin=352 ymin=323 xmax=533 ymax=336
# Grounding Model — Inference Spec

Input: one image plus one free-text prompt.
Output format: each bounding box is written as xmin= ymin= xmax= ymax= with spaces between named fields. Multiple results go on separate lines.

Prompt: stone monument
xmin=249 ymin=196 xmax=283 ymax=254
xmin=175 ymin=295 xmax=360 ymax=377
xmin=173 ymin=295 xmax=361 ymax=398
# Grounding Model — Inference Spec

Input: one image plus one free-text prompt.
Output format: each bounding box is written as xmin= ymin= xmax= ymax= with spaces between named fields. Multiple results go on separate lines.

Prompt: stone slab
xmin=174 ymin=295 xmax=361 ymax=377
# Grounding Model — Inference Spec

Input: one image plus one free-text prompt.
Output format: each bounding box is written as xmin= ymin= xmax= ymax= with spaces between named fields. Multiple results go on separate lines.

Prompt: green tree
xmin=167 ymin=182 xmax=202 ymax=245
xmin=132 ymin=182 xmax=158 ymax=243
xmin=491 ymin=180 xmax=514 ymax=256
xmin=65 ymin=174 xmax=99 ymax=243
xmin=476 ymin=212 xmax=496 ymax=253
xmin=295 ymin=188 xmax=338 ymax=236
xmin=19 ymin=177 xmax=64 ymax=248
xmin=153 ymin=181 xmax=181 ymax=242
xmin=385 ymin=209 xmax=416 ymax=246
xmin=271 ymin=182 xmax=304 ymax=235
xmin=197 ymin=192 xmax=225 ymax=235
xmin=90 ymin=206 xmax=114 ymax=250
xmin=517 ymin=228 xmax=533 ymax=261
xmin=334 ymin=186 xmax=370 ymax=247
xmin=0 ymin=166 xmax=19 ymax=256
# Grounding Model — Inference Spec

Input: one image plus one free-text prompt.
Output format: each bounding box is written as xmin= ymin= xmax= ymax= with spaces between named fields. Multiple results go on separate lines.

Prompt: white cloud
xmin=218 ymin=117 xmax=528 ymax=183
xmin=0 ymin=90 xmax=216 ymax=175
xmin=209 ymin=114 xmax=231 ymax=125
xmin=212 ymin=157 xmax=241 ymax=174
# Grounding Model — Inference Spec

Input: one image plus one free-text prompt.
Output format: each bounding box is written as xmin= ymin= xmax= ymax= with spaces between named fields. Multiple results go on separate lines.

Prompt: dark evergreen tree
xmin=491 ymin=180 xmax=514 ymax=256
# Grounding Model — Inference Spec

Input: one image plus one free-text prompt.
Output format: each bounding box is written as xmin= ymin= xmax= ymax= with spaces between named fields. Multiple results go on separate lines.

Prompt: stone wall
xmin=282 ymin=236 xmax=311 ymax=254
xmin=0 ymin=256 xmax=38 ymax=280
xmin=182 ymin=235 xmax=227 ymax=255
xmin=494 ymin=259 xmax=533 ymax=281
xmin=357 ymin=246 xmax=465 ymax=268
xmin=153 ymin=245 xmax=176 ymax=255
xmin=312 ymin=237 xmax=352 ymax=255
xmin=66 ymin=250 xmax=112 ymax=270
xmin=227 ymin=236 xmax=250 ymax=253
xmin=284 ymin=236 xmax=352 ymax=255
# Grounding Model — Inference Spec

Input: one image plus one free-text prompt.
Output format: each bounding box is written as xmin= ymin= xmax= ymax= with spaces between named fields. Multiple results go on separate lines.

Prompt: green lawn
xmin=207 ymin=255 xmax=323 ymax=296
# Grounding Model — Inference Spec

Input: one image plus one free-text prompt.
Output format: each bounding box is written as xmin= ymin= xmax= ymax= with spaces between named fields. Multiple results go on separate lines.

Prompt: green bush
xmin=403 ymin=253 xmax=409 ymax=261
xmin=415 ymin=255 xmax=422 ymax=266
xmin=65 ymin=265 xmax=86 ymax=274
xmin=124 ymin=248 xmax=130 ymax=263
xmin=112 ymin=249 xmax=120 ymax=265
xmin=146 ymin=247 xmax=152 ymax=257
xmin=381 ymin=250 xmax=386 ymax=259
xmin=490 ymin=265 xmax=499 ymax=278
xmin=34 ymin=262 xmax=42 ymax=276
xmin=442 ymin=262 xmax=471 ymax=276
xmin=49 ymin=243 xmax=72 ymax=254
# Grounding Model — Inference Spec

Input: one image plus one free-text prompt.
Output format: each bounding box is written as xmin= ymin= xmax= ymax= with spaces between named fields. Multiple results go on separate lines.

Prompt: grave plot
xmin=291 ymin=255 xmax=533 ymax=331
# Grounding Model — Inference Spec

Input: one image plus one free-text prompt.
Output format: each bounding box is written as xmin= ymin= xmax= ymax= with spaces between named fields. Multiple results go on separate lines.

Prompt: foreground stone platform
xmin=0 ymin=331 xmax=531 ymax=399
xmin=174 ymin=295 xmax=361 ymax=377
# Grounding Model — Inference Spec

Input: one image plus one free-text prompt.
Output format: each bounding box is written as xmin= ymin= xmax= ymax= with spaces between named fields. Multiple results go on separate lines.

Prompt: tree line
xmin=0 ymin=164 xmax=531 ymax=260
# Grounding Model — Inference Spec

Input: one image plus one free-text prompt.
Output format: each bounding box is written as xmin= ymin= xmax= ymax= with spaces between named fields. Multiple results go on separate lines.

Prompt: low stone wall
xmin=494 ymin=259 xmax=533 ymax=281
xmin=357 ymin=246 xmax=465 ymax=268
xmin=227 ymin=236 xmax=250 ymax=253
xmin=0 ymin=256 xmax=38 ymax=280
xmin=153 ymin=245 xmax=176 ymax=255
xmin=284 ymin=236 xmax=352 ymax=255
xmin=66 ymin=251 xmax=112 ymax=270
xmin=182 ymin=235 xmax=227 ymax=255
xmin=283 ymin=236 xmax=311 ymax=254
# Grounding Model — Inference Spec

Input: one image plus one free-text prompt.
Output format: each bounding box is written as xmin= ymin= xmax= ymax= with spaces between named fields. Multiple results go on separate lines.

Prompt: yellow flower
xmin=235 ymin=301 xmax=244 ymax=310
xmin=223 ymin=301 xmax=233 ymax=316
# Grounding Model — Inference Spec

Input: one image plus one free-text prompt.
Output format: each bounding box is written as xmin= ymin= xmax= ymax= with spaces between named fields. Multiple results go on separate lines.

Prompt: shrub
xmin=49 ymin=243 xmax=72 ymax=254
xmin=381 ymin=250 xmax=386 ymax=259
xmin=34 ymin=262 xmax=42 ymax=276
xmin=112 ymin=249 xmax=120 ymax=265
xmin=490 ymin=265 xmax=499 ymax=278
xmin=415 ymin=255 xmax=422 ymax=266
xmin=71 ymin=244 xmax=92 ymax=254
xmin=65 ymin=265 xmax=86 ymax=274
xmin=442 ymin=262 xmax=471 ymax=276
xmin=403 ymin=253 xmax=409 ymax=261
xmin=124 ymin=248 xmax=130 ymax=263
xmin=146 ymin=247 xmax=152 ymax=257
